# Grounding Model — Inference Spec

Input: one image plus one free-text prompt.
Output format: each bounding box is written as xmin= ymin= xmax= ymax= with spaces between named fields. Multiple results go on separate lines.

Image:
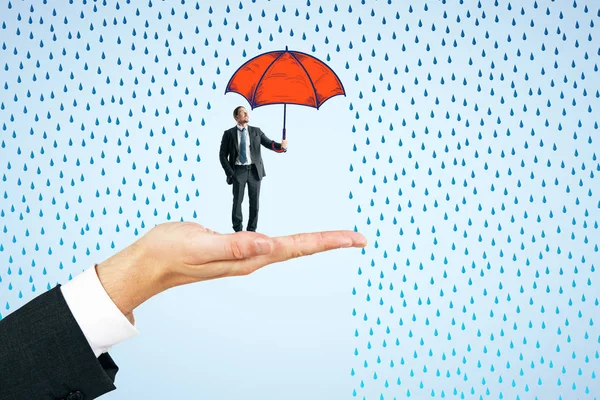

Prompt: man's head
xmin=233 ymin=106 xmax=249 ymax=125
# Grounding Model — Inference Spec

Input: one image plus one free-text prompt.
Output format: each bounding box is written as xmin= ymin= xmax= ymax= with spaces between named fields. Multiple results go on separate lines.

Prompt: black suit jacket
xmin=219 ymin=125 xmax=285 ymax=183
xmin=0 ymin=286 xmax=119 ymax=400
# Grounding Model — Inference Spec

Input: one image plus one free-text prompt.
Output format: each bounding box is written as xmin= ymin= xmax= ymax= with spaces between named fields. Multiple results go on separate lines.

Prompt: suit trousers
xmin=232 ymin=164 xmax=261 ymax=232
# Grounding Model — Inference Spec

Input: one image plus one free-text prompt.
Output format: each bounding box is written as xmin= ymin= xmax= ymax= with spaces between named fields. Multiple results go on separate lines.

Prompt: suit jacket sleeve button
xmin=66 ymin=391 xmax=85 ymax=400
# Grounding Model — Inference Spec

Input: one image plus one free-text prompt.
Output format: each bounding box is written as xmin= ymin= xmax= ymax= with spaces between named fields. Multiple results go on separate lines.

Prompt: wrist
xmin=95 ymin=238 xmax=167 ymax=316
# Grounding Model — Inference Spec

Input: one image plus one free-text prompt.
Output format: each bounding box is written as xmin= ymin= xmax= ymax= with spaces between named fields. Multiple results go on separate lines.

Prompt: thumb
xmin=183 ymin=231 xmax=274 ymax=265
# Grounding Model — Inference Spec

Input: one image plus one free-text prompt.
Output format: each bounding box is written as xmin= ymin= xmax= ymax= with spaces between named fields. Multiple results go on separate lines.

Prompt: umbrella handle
xmin=281 ymin=127 xmax=287 ymax=152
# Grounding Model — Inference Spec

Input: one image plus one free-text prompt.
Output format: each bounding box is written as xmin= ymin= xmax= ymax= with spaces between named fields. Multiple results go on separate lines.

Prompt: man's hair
xmin=233 ymin=106 xmax=245 ymax=119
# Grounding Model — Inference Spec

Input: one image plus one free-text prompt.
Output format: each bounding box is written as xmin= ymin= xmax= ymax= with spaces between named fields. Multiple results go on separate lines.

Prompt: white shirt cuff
xmin=60 ymin=265 xmax=140 ymax=358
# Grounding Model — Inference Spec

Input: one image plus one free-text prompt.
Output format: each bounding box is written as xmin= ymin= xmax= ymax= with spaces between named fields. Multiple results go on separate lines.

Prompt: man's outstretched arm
xmin=258 ymin=128 xmax=288 ymax=153
xmin=95 ymin=222 xmax=365 ymax=316
xmin=0 ymin=222 xmax=366 ymax=399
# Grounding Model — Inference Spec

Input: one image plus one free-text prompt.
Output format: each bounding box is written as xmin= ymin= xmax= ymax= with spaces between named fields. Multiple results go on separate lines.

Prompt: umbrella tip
xmin=285 ymin=45 xmax=288 ymax=51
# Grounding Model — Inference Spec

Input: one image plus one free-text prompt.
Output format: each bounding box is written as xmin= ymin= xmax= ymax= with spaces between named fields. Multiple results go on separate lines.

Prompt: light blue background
xmin=0 ymin=0 xmax=598 ymax=398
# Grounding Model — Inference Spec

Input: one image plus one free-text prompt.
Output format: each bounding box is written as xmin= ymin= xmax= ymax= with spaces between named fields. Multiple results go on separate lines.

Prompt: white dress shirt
xmin=235 ymin=124 xmax=252 ymax=165
xmin=60 ymin=266 xmax=139 ymax=358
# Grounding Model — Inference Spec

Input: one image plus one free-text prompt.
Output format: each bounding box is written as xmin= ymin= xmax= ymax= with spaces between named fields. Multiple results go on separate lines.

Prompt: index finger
xmin=273 ymin=230 xmax=367 ymax=260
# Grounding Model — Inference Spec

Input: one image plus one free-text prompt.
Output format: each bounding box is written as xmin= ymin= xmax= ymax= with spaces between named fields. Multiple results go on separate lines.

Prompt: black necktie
xmin=239 ymin=128 xmax=247 ymax=164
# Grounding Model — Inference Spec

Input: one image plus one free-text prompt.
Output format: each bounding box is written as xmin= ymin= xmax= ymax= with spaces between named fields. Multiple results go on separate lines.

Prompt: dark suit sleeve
xmin=0 ymin=285 xmax=119 ymax=400
xmin=219 ymin=130 xmax=235 ymax=177
xmin=258 ymin=128 xmax=286 ymax=153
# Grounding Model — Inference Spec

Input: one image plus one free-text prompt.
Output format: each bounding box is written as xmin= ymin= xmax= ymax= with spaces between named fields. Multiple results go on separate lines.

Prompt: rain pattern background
xmin=0 ymin=0 xmax=598 ymax=399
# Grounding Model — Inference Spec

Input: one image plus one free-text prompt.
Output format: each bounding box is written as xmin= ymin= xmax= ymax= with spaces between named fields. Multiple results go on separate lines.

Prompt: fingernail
xmin=254 ymin=238 xmax=272 ymax=254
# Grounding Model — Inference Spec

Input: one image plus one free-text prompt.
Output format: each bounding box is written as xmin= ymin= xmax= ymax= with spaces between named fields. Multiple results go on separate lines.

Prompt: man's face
xmin=235 ymin=107 xmax=249 ymax=124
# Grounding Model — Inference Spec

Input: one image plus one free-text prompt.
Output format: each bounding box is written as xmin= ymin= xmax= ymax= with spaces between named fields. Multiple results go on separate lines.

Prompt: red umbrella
xmin=225 ymin=46 xmax=346 ymax=140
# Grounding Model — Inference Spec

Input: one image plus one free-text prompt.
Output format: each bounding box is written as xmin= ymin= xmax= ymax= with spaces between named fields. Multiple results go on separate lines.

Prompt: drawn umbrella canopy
xmin=225 ymin=46 xmax=346 ymax=141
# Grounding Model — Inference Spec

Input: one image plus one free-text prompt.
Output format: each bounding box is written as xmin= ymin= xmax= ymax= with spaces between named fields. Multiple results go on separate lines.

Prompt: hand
xmin=96 ymin=222 xmax=367 ymax=317
xmin=281 ymin=139 xmax=288 ymax=150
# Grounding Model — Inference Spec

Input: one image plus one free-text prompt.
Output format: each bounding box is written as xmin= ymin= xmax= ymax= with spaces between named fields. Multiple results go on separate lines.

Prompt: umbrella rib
xmin=251 ymin=51 xmax=287 ymax=106
xmin=288 ymin=52 xmax=319 ymax=108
